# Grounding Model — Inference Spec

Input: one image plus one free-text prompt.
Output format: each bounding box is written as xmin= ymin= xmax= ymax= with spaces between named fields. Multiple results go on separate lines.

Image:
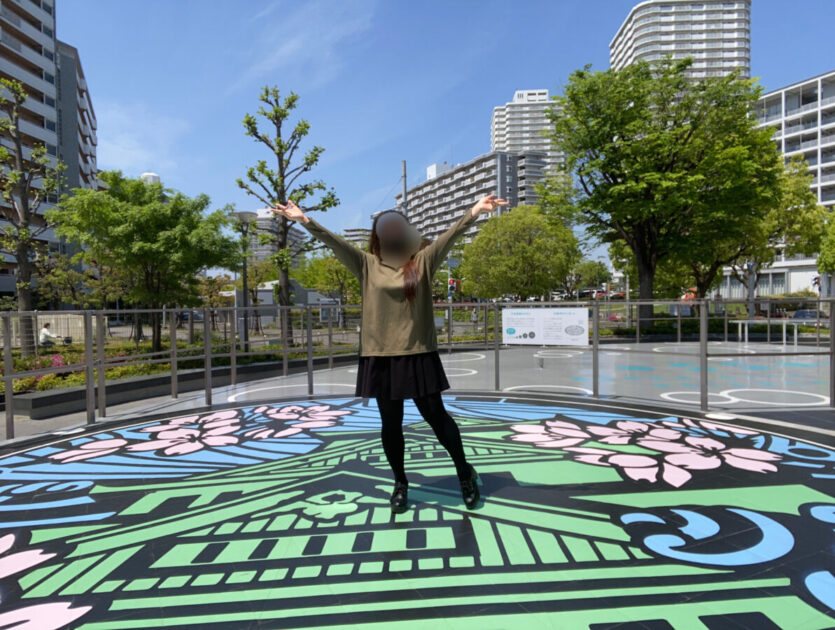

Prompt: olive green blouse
xmin=302 ymin=210 xmax=477 ymax=357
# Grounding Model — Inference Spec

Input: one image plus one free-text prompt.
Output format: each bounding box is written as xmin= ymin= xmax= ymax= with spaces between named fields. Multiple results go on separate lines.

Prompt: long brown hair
xmin=369 ymin=211 xmax=429 ymax=303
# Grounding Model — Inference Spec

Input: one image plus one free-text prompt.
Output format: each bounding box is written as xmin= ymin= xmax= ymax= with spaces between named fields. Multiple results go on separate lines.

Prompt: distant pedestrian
xmin=39 ymin=322 xmax=59 ymax=348
xmin=470 ymin=306 xmax=478 ymax=330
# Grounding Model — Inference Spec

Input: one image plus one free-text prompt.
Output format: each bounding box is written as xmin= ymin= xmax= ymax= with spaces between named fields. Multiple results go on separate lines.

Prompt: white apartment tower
xmin=610 ymin=0 xmax=751 ymax=79
xmin=491 ymin=90 xmax=562 ymax=174
xmin=718 ymin=70 xmax=835 ymax=298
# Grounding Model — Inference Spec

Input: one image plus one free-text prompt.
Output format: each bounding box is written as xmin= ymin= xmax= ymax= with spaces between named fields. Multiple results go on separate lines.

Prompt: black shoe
xmin=460 ymin=464 xmax=480 ymax=510
xmin=390 ymin=482 xmax=408 ymax=513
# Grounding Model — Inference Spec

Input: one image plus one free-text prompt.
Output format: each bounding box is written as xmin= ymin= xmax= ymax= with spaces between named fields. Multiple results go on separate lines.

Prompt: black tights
xmin=376 ymin=393 xmax=469 ymax=485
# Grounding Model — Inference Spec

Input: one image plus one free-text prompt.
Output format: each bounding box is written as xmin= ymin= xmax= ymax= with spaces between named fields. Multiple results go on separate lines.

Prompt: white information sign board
xmin=502 ymin=308 xmax=589 ymax=346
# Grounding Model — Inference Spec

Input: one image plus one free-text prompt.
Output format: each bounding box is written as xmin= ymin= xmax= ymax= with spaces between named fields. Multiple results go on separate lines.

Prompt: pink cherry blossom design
xmin=48 ymin=438 xmax=129 ymax=463
xmin=586 ymin=420 xmax=682 ymax=445
xmin=265 ymin=405 xmax=350 ymax=423
xmin=127 ymin=423 xmax=239 ymax=456
xmin=639 ymin=435 xmax=781 ymax=474
xmin=0 ymin=602 xmax=91 ymax=630
xmin=0 ymin=533 xmax=55 ymax=580
xmin=244 ymin=405 xmax=350 ymax=439
xmin=565 ymin=446 xmax=692 ymax=487
xmin=509 ymin=420 xmax=592 ymax=448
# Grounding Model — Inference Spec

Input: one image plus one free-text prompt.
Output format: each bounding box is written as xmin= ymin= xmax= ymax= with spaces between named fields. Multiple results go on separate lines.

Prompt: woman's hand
xmin=470 ymin=194 xmax=509 ymax=217
xmin=272 ymin=200 xmax=310 ymax=224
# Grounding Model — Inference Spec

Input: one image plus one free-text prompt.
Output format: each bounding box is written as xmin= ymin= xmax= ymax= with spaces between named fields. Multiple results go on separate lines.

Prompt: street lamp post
xmin=233 ymin=210 xmax=258 ymax=353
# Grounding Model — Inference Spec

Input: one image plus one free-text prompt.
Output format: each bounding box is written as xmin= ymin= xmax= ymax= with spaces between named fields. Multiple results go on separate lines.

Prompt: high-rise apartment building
xmin=56 ymin=40 xmax=97 ymax=190
xmin=394 ymin=151 xmax=548 ymax=245
xmin=610 ymin=0 xmax=751 ymax=79
xmin=718 ymin=70 xmax=835 ymax=298
xmin=0 ymin=0 xmax=97 ymax=294
xmin=343 ymin=227 xmax=371 ymax=250
xmin=250 ymin=208 xmax=307 ymax=265
xmin=491 ymin=90 xmax=562 ymax=174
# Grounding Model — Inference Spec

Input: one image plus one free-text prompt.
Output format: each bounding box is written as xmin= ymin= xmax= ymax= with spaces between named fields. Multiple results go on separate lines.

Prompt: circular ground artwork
xmin=0 ymin=393 xmax=833 ymax=629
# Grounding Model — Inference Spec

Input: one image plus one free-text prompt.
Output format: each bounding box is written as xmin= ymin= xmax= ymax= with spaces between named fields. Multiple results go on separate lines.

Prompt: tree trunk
xmin=16 ymin=244 xmax=35 ymax=357
xmin=635 ymin=257 xmax=656 ymax=330
xmin=151 ymin=311 xmax=162 ymax=353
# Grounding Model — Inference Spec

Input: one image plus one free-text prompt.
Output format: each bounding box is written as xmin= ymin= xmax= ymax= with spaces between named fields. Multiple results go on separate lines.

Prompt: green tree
xmin=199 ymin=273 xmax=234 ymax=331
xmin=0 ymin=79 xmax=65 ymax=355
xmin=293 ymin=253 xmax=360 ymax=306
xmin=33 ymin=253 xmax=88 ymax=309
xmin=575 ymin=260 xmax=612 ymax=290
xmin=237 ymin=87 xmax=338 ymax=343
xmin=460 ymin=206 xmax=578 ymax=301
xmin=49 ymin=171 xmax=238 ymax=351
xmin=545 ymin=57 xmax=783 ymax=322
xmin=608 ymin=240 xmax=692 ymax=299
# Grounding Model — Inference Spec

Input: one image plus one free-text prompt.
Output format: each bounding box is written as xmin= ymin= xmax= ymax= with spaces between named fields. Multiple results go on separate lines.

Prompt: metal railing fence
xmin=1 ymin=295 xmax=832 ymax=440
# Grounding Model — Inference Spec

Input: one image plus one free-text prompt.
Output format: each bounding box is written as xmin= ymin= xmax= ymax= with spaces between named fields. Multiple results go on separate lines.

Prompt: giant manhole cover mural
xmin=0 ymin=393 xmax=833 ymax=629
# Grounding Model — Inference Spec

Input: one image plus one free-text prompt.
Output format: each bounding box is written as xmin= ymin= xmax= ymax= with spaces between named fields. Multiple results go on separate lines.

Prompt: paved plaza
xmin=0 ymin=385 xmax=833 ymax=628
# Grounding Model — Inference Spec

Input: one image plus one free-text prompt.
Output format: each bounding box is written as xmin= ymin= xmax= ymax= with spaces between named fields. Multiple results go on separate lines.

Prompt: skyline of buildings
xmin=395 ymin=150 xmax=548 ymax=246
xmin=0 ymin=0 xmax=97 ymax=295
xmin=610 ymin=0 xmax=751 ymax=79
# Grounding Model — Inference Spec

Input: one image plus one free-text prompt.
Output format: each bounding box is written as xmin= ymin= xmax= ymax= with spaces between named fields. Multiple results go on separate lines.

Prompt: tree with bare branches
xmin=237 ymin=87 xmax=338 ymax=345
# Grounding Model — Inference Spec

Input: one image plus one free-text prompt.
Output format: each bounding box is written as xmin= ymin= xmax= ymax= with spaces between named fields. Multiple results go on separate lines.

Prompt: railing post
xmin=203 ymin=307 xmax=212 ymax=407
xmin=229 ymin=307 xmax=237 ymax=387
xmin=3 ymin=314 xmax=14 ymax=440
xmin=724 ymin=305 xmax=728 ymax=342
xmin=483 ymin=303 xmax=489 ymax=350
xmin=700 ymin=301 xmax=709 ymax=412
xmin=494 ymin=302 xmax=500 ymax=391
xmin=170 ymin=308 xmax=178 ymax=398
xmin=96 ymin=313 xmax=106 ymax=417
xmin=281 ymin=306 xmax=288 ymax=377
xmin=830 ymin=302 xmax=835 ymax=408
xmin=635 ymin=303 xmax=640 ymax=344
xmin=676 ymin=303 xmax=681 ymax=343
xmin=766 ymin=300 xmax=771 ymax=344
xmin=817 ymin=297 xmax=822 ymax=347
xmin=188 ymin=308 xmax=195 ymax=345
xmin=83 ymin=311 xmax=95 ymax=425
xmin=447 ymin=304 xmax=453 ymax=353
xmin=306 ymin=305 xmax=314 ymax=396
xmin=328 ymin=305 xmax=334 ymax=370
xmin=592 ymin=301 xmax=599 ymax=399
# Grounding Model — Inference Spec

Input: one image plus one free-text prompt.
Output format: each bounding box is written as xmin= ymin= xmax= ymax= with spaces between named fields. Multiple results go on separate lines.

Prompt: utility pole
xmin=401 ymin=160 xmax=408 ymax=215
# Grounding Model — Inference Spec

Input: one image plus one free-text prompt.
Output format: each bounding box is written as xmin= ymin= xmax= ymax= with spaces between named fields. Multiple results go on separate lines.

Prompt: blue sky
xmin=58 ymin=0 xmax=835 ymax=249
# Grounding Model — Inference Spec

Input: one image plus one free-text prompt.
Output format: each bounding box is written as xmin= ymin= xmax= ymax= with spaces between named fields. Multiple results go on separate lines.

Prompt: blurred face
xmin=375 ymin=213 xmax=421 ymax=265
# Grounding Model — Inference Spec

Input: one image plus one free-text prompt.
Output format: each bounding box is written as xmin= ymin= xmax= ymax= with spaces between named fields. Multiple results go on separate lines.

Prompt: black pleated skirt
xmin=355 ymin=351 xmax=450 ymax=400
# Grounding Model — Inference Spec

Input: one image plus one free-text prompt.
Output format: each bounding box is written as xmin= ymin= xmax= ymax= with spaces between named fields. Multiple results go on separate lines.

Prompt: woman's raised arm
xmin=273 ymin=201 xmax=366 ymax=278
xmin=424 ymin=194 xmax=509 ymax=274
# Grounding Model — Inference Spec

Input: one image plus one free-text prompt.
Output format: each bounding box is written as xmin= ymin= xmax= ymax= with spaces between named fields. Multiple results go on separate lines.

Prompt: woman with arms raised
xmin=273 ymin=194 xmax=508 ymax=512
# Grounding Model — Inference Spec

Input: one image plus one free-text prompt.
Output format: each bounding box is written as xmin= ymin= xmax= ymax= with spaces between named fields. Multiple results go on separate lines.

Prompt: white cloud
xmin=94 ymin=99 xmax=191 ymax=178
xmin=231 ymin=0 xmax=376 ymax=92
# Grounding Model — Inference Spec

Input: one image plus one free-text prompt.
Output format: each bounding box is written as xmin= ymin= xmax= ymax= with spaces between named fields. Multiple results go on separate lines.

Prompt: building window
xmin=42 ymin=2 xmax=53 ymax=15
xmin=43 ymin=72 xmax=54 ymax=84
xmin=45 ymin=143 xmax=56 ymax=156
xmin=45 ymin=119 xmax=55 ymax=131
xmin=42 ymin=25 xmax=53 ymax=37
xmin=44 ymin=95 xmax=55 ymax=108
